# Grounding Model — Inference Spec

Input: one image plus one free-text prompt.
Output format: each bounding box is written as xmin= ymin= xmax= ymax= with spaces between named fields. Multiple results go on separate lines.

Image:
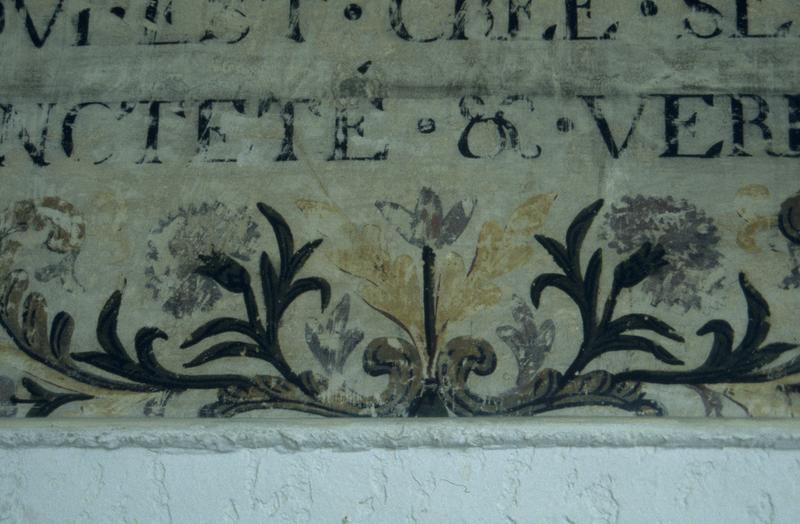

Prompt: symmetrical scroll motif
xmin=2 ymin=194 xmax=799 ymax=418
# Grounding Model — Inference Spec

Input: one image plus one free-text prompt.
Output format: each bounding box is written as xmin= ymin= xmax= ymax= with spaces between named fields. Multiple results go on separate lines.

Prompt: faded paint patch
xmin=602 ymin=195 xmax=723 ymax=311
xmin=0 ymin=197 xmax=85 ymax=292
xmin=143 ymin=391 xmax=176 ymax=418
xmin=736 ymin=185 xmax=770 ymax=198
xmin=737 ymin=216 xmax=778 ymax=254
xmin=0 ymin=376 xmax=17 ymax=418
xmin=144 ymin=202 xmax=261 ymax=318
xmin=780 ymin=243 xmax=800 ymax=290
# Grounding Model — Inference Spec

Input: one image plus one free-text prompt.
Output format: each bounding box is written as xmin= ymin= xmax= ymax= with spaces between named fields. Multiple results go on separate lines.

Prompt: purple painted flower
xmin=305 ymin=294 xmax=364 ymax=374
xmin=144 ymin=202 xmax=261 ymax=318
xmin=496 ymin=295 xmax=555 ymax=386
xmin=376 ymin=188 xmax=476 ymax=249
xmin=602 ymin=195 xmax=722 ymax=311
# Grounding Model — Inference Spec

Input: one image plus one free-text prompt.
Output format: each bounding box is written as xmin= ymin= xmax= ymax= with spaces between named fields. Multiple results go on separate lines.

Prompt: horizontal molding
xmin=1 ymin=418 xmax=799 ymax=452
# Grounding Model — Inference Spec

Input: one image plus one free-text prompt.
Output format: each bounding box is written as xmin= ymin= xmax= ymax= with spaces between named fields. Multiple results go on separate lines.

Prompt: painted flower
xmin=0 ymin=197 xmax=85 ymax=292
xmin=305 ymin=294 xmax=365 ymax=374
xmin=781 ymin=243 xmax=800 ymax=289
xmin=496 ymin=295 xmax=555 ymax=386
xmin=144 ymin=202 xmax=261 ymax=318
xmin=602 ymin=195 xmax=723 ymax=311
xmin=298 ymin=193 xmax=555 ymax=369
xmin=376 ymin=187 xmax=476 ymax=249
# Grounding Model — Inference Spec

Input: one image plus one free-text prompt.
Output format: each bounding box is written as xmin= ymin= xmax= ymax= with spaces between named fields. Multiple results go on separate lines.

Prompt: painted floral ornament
xmin=2 ymin=194 xmax=800 ymax=418
xmin=779 ymin=192 xmax=800 ymax=245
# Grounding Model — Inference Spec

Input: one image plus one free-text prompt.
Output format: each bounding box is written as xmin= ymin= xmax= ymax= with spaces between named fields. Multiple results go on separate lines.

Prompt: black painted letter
xmin=659 ymin=94 xmax=724 ymax=158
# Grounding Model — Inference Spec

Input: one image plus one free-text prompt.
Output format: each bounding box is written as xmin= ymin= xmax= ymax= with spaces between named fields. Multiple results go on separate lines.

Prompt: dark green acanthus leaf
xmin=196 ymin=250 xmax=251 ymax=294
xmin=604 ymin=314 xmax=684 ymax=342
xmin=180 ymin=318 xmax=258 ymax=349
xmin=617 ymin=273 xmax=799 ymax=385
xmin=288 ymin=239 xmax=324 ymax=279
xmin=613 ymin=242 xmax=667 ymax=289
xmin=595 ymin=335 xmax=684 ymax=366
xmin=257 ymin=202 xmax=295 ymax=277
xmin=12 ymin=377 xmax=92 ymax=418
xmin=95 ymin=291 xmax=134 ymax=362
xmin=284 ymin=277 xmax=331 ymax=314
xmin=534 ymin=235 xmax=570 ymax=274
xmin=183 ymin=342 xmax=261 ymax=369
xmin=565 ymin=199 xmax=604 ymax=265
xmin=49 ymin=312 xmax=74 ymax=361
xmin=530 ymin=273 xmax=580 ymax=308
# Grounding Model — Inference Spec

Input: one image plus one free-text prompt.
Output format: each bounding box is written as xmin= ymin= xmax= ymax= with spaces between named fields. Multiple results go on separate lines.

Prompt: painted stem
xmin=422 ymin=245 xmax=437 ymax=376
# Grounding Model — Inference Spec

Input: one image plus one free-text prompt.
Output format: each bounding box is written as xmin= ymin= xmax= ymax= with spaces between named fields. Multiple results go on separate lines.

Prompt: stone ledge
xmin=0 ymin=417 xmax=799 ymax=452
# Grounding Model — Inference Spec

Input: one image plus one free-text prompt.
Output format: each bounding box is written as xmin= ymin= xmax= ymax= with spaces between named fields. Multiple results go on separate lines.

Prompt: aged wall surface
xmin=0 ymin=0 xmax=799 ymax=419
xmin=2 ymin=3 xmax=800 ymax=523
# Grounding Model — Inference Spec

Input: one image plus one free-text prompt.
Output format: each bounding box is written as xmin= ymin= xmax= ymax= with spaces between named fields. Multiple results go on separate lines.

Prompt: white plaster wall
xmin=1 ymin=419 xmax=799 ymax=523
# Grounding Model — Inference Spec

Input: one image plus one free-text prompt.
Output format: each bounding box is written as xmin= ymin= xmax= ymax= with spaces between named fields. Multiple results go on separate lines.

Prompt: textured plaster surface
xmin=1 ymin=419 xmax=800 ymax=523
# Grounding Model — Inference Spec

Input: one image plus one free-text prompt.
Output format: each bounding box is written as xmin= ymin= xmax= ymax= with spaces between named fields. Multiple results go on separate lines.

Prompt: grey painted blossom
xmin=145 ymin=202 xmax=261 ymax=318
xmin=781 ymin=243 xmax=800 ymax=289
xmin=376 ymin=187 xmax=476 ymax=249
xmin=305 ymin=294 xmax=364 ymax=374
xmin=602 ymin=195 xmax=723 ymax=311
xmin=496 ymin=295 xmax=555 ymax=386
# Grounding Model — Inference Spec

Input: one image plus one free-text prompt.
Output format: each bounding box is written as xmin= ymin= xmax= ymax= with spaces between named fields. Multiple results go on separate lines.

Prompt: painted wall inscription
xmin=1 ymin=0 xmax=799 ymax=418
